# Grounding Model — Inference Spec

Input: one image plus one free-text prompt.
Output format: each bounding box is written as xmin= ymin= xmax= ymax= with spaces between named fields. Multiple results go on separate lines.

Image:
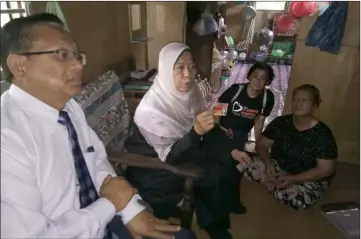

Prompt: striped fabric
xmin=74 ymin=70 xmax=130 ymax=153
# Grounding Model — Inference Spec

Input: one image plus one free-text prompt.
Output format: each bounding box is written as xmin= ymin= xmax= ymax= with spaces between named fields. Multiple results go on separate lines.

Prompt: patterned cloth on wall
xmin=74 ymin=70 xmax=130 ymax=153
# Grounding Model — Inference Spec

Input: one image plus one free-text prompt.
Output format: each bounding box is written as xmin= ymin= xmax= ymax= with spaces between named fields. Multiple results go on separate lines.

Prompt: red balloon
xmin=290 ymin=1 xmax=318 ymax=18
xmin=290 ymin=2 xmax=301 ymax=17
xmin=276 ymin=15 xmax=295 ymax=32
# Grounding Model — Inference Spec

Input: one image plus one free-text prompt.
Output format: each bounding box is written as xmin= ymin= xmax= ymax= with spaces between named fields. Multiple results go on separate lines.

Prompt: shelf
xmin=235 ymin=56 xmax=293 ymax=65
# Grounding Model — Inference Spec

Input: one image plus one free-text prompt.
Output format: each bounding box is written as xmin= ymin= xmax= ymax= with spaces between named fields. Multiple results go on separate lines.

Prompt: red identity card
xmin=212 ymin=103 xmax=229 ymax=116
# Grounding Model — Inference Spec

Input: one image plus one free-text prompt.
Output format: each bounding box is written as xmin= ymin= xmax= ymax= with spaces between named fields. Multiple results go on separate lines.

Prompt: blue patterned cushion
xmin=74 ymin=70 xmax=130 ymax=153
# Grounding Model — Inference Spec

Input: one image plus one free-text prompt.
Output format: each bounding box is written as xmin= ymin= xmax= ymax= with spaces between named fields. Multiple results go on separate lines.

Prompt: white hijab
xmin=134 ymin=42 xmax=204 ymax=159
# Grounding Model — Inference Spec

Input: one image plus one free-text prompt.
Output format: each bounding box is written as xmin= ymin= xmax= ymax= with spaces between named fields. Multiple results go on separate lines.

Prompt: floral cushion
xmin=74 ymin=70 xmax=130 ymax=153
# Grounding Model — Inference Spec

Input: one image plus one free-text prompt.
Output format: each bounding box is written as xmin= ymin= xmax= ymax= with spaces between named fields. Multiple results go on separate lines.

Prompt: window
xmin=129 ymin=3 xmax=145 ymax=42
xmin=255 ymin=1 xmax=286 ymax=11
xmin=130 ymin=4 xmax=141 ymax=31
xmin=1 ymin=1 xmax=29 ymax=79
xmin=1 ymin=1 xmax=29 ymax=27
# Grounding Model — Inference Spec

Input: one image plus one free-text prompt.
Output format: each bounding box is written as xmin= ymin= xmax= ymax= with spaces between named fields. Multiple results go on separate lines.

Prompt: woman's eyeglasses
xmin=18 ymin=49 xmax=87 ymax=65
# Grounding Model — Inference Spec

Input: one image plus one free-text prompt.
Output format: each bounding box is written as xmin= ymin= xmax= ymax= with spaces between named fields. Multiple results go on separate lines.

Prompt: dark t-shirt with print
xmin=218 ymin=83 xmax=275 ymax=134
xmin=263 ymin=114 xmax=338 ymax=175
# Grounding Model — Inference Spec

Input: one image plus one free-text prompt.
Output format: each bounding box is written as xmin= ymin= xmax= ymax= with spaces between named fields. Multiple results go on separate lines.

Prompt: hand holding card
xmin=212 ymin=103 xmax=229 ymax=116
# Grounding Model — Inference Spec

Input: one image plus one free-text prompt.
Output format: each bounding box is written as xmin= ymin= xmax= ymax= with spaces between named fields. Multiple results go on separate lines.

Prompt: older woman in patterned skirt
xmin=238 ymin=84 xmax=338 ymax=210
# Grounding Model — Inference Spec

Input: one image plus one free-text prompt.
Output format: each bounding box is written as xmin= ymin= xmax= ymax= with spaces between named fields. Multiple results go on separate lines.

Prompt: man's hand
xmin=276 ymin=175 xmax=296 ymax=189
xmin=100 ymin=175 xmax=136 ymax=212
xmin=231 ymin=149 xmax=251 ymax=165
xmin=126 ymin=210 xmax=180 ymax=239
xmin=194 ymin=110 xmax=216 ymax=136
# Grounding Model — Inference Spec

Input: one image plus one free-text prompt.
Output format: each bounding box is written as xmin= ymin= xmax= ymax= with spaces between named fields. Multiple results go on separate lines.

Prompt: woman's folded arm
xmin=138 ymin=126 xmax=205 ymax=165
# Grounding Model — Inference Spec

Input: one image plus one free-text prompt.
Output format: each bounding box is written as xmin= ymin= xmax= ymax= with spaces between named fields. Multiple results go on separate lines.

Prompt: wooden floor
xmin=191 ymin=162 xmax=360 ymax=239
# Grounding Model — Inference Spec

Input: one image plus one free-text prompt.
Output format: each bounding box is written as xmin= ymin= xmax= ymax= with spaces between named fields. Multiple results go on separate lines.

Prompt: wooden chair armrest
xmin=108 ymin=151 xmax=203 ymax=180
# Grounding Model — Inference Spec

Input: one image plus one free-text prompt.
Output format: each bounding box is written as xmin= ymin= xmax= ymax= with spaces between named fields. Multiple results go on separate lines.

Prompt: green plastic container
xmin=271 ymin=41 xmax=294 ymax=56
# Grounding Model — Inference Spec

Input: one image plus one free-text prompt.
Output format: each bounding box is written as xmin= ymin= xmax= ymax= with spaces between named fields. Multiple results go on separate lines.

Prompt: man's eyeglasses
xmin=18 ymin=49 xmax=86 ymax=65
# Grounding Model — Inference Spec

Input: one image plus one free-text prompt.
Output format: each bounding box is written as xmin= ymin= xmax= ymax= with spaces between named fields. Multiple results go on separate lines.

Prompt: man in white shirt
xmin=1 ymin=13 xmax=196 ymax=239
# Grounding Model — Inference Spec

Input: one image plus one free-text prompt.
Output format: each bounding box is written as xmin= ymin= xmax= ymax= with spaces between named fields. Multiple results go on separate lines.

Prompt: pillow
xmin=74 ymin=70 xmax=130 ymax=152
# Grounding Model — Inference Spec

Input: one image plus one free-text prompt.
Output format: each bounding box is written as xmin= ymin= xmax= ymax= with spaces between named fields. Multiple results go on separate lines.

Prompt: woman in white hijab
xmin=125 ymin=42 xmax=250 ymax=239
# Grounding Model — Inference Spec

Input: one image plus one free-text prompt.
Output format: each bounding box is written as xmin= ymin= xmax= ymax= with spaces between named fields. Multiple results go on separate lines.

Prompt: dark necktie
xmin=58 ymin=111 xmax=118 ymax=239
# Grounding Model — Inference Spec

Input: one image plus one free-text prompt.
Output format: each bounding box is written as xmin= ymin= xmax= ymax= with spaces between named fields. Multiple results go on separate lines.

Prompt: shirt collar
xmin=8 ymin=84 xmax=63 ymax=132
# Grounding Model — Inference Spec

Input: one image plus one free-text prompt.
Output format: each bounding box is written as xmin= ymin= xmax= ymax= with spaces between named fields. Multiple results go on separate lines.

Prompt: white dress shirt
xmin=1 ymin=85 xmax=145 ymax=238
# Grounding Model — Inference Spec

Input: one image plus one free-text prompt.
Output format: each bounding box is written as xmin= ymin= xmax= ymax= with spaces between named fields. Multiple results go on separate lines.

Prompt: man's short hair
xmin=1 ymin=13 xmax=64 ymax=82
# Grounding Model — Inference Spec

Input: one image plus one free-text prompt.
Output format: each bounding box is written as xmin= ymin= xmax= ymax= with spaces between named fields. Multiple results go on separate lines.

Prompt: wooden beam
xmin=0 ymin=9 xmax=26 ymax=14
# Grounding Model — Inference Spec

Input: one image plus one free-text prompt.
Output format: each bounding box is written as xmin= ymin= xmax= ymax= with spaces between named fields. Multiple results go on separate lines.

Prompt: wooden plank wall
xmin=284 ymin=2 xmax=360 ymax=164
xmin=31 ymin=1 xmax=135 ymax=83
xmin=146 ymin=2 xmax=186 ymax=69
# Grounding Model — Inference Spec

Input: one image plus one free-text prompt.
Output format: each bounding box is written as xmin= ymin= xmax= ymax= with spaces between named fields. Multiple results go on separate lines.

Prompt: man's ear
xmin=6 ymin=54 xmax=27 ymax=79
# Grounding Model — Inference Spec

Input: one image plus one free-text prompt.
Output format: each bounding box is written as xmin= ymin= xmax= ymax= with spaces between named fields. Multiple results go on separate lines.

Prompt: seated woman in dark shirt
xmin=238 ymin=84 xmax=338 ymax=210
xmin=125 ymin=42 xmax=250 ymax=239
xmin=218 ymin=63 xmax=275 ymax=148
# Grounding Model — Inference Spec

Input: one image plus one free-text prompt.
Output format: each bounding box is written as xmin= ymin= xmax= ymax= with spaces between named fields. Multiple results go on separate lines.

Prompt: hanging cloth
xmin=246 ymin=1 xmax=256 ymax=44
xmin=305 ymin=2 xmax=348 ymax=55
xmin=237 ymin=2 xmax=256 ymax=51
xmin=45 ymin=1 xmax=70 ymax=32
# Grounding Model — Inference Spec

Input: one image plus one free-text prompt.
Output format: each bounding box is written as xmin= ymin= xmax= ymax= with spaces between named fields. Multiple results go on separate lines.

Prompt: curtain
xmin=45 ymin=1 xmax=70 ymax=32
